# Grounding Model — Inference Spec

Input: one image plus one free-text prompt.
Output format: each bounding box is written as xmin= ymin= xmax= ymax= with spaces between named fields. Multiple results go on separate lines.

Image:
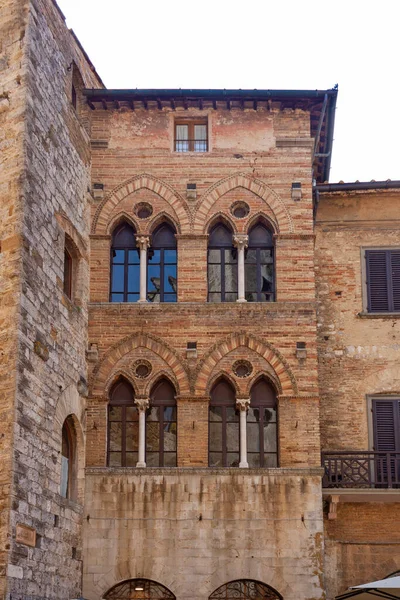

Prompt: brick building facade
xmin=0 ymin=1 xmax=399 ymax=599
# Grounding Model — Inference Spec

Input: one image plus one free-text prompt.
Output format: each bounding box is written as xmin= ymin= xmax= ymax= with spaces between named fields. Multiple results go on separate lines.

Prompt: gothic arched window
xmin=209 ymin=378 xmax=239 ymax=467
xmin=61 ymin=417 xmax=76 ymax=499
xmin=208 ymin=223 xmax=237 ymax=302
xmin=147 ymin=224 xmax=177 ymax=303
xmin=110 ymin=222 xmax=140 ymax=302
xmin=147 ymin=379 xmax=177 ymax=467
xmin=209 ymin=580 xmax=282 ymax=600
xmin=248 ymin=378 xmax=278 ymax=467
xmin=107 ymin=379 xmax=138 ymax=467
xmin=245 ymin=223 xmax=274 ymax=302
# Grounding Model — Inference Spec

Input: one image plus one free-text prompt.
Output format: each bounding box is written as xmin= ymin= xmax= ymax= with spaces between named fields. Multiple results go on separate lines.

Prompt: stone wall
xmin=1 ymin=0 xmax=101 ymax=598
xmin=83 ymin=469 xmax=324 ymax=600
xmin=0 ymin=1 xmax=29 ymax=595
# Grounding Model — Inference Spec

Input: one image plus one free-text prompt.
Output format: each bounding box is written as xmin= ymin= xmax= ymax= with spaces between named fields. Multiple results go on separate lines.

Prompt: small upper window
xmin=61 ymin=417 xmax=76 ymax=500
xmin=110 ymin=222 xmax=139 ymax=302
xmin=365 ymin=249 xmax=400 ymax=312
xmin=147 ymin=224 xmax=177 ymax=303
xmin=175 ymin=120 xmax=208 ymax=152
xmin=63 ymin=245 xmax=73 ymax=299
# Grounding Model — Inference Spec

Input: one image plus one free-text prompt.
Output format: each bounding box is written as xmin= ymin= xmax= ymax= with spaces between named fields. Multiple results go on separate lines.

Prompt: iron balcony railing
xmin=322 ymin=451 xmax=400 ymax=489
xmin=175 ymin=139 xmax=208 ymax=152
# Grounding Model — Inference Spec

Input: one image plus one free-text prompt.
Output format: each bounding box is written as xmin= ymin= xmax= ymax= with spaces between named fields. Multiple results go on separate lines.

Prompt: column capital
xmin=236 ymin=397 xmax=251 ymax=411
xmin=233 ymin=234 xmax=248 ymax=250
xmin=136 ymin=235 xmax=150 ymax=251
xmin=135 ymin=397 xmax=150 ymax=412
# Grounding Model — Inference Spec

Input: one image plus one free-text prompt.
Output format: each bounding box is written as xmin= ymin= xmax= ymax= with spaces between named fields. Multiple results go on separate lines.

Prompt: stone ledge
xmin=358 ymin=311 xmax=400 ymax=319
xmin=86 ymin=466 xmax=324 ymax=477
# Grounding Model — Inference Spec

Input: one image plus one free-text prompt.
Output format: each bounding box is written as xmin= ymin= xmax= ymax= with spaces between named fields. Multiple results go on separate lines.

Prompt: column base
xmin=239 ymin=461 xmax=249 ymax=468
xmin=236 ymin=298 xmax=247 ymax=303
xmin=137 ymin=299 xmax=148 ymax=304
xmin=136 ymin=461 xmax=146 ymax=468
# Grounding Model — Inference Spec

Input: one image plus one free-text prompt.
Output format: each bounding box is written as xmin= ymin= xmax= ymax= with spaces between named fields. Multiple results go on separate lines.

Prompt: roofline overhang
xmin=316 ymin=180 xmax=400 ymax=193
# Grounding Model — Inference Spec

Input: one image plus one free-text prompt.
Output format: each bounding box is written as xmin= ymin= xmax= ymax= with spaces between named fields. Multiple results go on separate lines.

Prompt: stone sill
xmin=322 ymin=488 xmax=400 ymax=503
xmin=89 ymin=301 xmax=316 ymax=312
xmin=358 ymin=312 xmax=400 ymax=319
xmin=86 ymin=466 xmax=324 ymax=477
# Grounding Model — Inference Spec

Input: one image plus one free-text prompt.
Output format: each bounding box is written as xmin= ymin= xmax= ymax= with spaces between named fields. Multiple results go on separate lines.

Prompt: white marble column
xmin=236 ymin=397 xmax=250 ymax=468
xmin=136 ymin=236 xmax=150 ymax=303
xmin=233 ymin=234 xmax=248 ymax=303
xmin=135 ymin=397 xmax=149 ymax=467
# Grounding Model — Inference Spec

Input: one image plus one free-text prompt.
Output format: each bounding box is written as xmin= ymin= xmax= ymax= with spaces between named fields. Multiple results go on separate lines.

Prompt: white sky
xmin=57 ymin=0 xmax=400 ymax=184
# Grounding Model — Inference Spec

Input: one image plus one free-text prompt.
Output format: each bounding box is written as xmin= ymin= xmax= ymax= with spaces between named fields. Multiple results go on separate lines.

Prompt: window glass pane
xmin=128 ymin=249 xmax=140 ymax=264
xmin=225 ymin=292 xmax=238 ymax=302
xmin=146 ymin=452 xmax=159 ymax=467
xmin=127 ymin=293 xmax=139 ymax=302
xmin=210 ymin=406 xmax=223 ymax=422
xmin=164 ymin=250 xmax=177 ymax=264
xmin=146 ymin=422 xmax=160 ymax=452
xmin=247 ymin=423 xmax=260 ymax=452
xmin=126 ymin=452 xmax=138 ymax=466
xmin=164 ymin=294 xmax=177 ymax=303
xmin=209 ymin=452 xmax=223 ymax=467
xmin=109 ymin=406 xmax=122 ymax=421
xmin=208 ymin=264 xmax=221 ymax=293
xmin=209 ymin=422 xmax=223 ymax=452
xmin=264 ymin=423 xmax=277 ymax=453
xmin=245 ymin=249 xmax=257 ymax=263
xmin=224 ymin=249 xmax=237 ymax=264
xmin=194 ymin=124 xmax=207 ymax=140
xmin=112 ymin=250 xmax=125 ymax=264
xmin=148 ymin=249 xmax=161 ymax=264
xmin=164 ymin=453 xmax=177 ymax=467
xmin=109 ymin=423 xmax=122 ymax=451
xmin=126 ymin=423 xmax=139 ymax=451
xmin=147 ymin=407 xmax=160 ymax=422
xmin=111 ymin=265 xmax=124 ymax=292
xmin=109 ymin=452 xmax=121 ymax=466
xmin=176 ymin=125 xmax=188 ymax=140
xmin=260 ymin=249 xmax=273 ymax=262
xmin=226 ymin=407 xmax=238 ymax=422
xmin=111 ymin=293 xmax=124 ymax=302
xmin=60 ymin=457 xmax=68 ymax=498
xmin=247 ymin=407 xmax=260 ymax=423
xmin=227 ymin=452 xmax=240 ymax=467
xmin=208 ymin=249 xmax=221 ymax=263
xmin=264 ymin=408 xmax=276 ymax=423
xmin=245 ymin=263 xmax=257 ymax=293
xmin=225 ymin=264 xmax=237 ymax=293
xmin=226 ymin=423 xmax=239 ymax=452
xmin=164 ymin=265 xmax=177 ymax=293
xmin=164 ymin=427 xmax=177 ymax=452
xmin=208 ymin=293 xmax=222 ymax=303
xmin=164 ymin=406 xmax=176 ymax=421
xmin=248 ymin=453 xmax=261 ymax=468
xmin=128 ymin=265 xmax=140 ymax=292
xmin=260 ymin=265 xmax=273 ymax=292
xmin=263 ymin=454 xmax=278 ymax=468
xmin=148 ymin=265 xmax=161 ymax=302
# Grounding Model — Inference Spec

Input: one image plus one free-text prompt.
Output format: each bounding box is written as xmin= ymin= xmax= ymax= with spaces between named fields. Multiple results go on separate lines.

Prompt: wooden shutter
xmin=391 ymin=250 xmax=400 ymax=311
xmin=372 ymin=399 xmax=400 ymax=452
xmin=366 ymin=250 xmax=390 ymax=312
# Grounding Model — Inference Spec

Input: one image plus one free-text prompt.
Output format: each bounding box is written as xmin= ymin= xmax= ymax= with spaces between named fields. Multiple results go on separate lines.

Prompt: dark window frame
xmin=147 ymin=224 xmax=177 ymax=303
xmin=61 ymin=417 xmax=76 ymax=500
xmin=208 ymin=379 xmax=239 ymax=468
xmin=147 ymin=379 xmax=177 ymax=467
xmin=175 ymin=119 xmax=208 ymax=152
xmin=248 ymin=378 xmax=278 ymax=468
xmin=366 ymin=249 xmax=400 ymax=313
xmin=63 ymin=246 xmax=73 ymax=299
xmin=110 ymin=222 xmax=140 ymax=303
xmin=107 ymin=380 xmax=138 ymax=467
xmin=245 ymin=223 xmax=275 ymax=302
xmin=207 ymin=223 xmax=237 ymax=303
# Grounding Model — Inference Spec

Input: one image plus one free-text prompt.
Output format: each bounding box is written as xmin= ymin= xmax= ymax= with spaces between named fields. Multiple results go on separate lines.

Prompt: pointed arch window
xmin=209 ymin=378 xmax=239 ymax=467
xmin=147 ymin=224 xmax=177 ymax=303
xmin=248 ymin=378 xmax=278 ymax=467
xmin=245 ymin=223 xmax=274 ymax=302
xmin=147 ymin=379 xmax=177 ymax=467
xmin=107 ymin=379 xmax=138 ymax=467
xmin=110 ymin=222 xmax=140 ymax=302
xmin=61 ymin=417 xmax=77 ymax=500
xmin=208 ymin=223 xmax=237 ymax=302
xmin=209 ymin=580 xmax=282 ymax=600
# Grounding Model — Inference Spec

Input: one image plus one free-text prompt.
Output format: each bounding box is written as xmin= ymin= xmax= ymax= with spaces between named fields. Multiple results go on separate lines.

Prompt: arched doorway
xmin=104 ymin=579 xmax=175 ymax=599
xmin=209 ymin=580 xmax=282 ymax=600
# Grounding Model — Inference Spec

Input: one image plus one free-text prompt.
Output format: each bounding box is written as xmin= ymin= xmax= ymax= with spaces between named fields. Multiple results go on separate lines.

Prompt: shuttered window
xmin=372 ymin=399 xmax=400 ymax=452
xmin=366 ymin=249 xmax=400 ymax=312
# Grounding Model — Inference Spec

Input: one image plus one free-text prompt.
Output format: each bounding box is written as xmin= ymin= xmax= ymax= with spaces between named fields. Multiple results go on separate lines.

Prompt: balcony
xmin=322 ymin=451 xmax=400 ymax=517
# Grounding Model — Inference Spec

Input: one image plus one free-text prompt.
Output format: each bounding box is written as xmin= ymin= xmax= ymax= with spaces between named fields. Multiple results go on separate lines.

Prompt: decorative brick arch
xmin=194 ymin=331 xmax=298 ymax=396
xmin=90 ymin=333 xmax=190 ymax=396
xmin=91 ymin=174 xmax=190 ymax=235
xmin=193 ymin=173 xmax=293 ymax=234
